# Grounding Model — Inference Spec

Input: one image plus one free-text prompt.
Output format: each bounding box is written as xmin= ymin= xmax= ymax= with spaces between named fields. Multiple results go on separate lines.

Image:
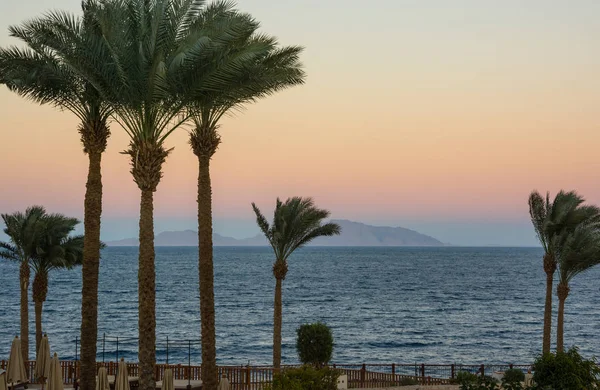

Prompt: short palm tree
xmin=182 ymin=7 xmax=304 ymax=385
xmin=0 ymin=206 xmax=47 ymax=361
xmin=0 ymin=3 xmax=111 ymax=386
xmin=528 ymin=190 xmax=599 ymax=353
xmin=555 ymin=219 xmax=600 ymax=352
xmin=30 ymin=214 xmax=84 ymax=350
xmin=252 ymin=197 xmax=341 ymax=368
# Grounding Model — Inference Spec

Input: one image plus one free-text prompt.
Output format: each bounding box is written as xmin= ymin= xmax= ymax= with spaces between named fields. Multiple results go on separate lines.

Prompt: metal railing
xmin=0 ymin=360 xmax=534 ymax=389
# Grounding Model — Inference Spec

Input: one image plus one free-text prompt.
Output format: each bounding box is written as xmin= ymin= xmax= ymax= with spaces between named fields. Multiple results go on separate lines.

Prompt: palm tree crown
xmin=253 ymin=197 xmax=341 ymax=261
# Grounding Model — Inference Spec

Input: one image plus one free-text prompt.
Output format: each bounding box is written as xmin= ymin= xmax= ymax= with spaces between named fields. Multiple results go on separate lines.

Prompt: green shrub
xmin=531 ymin=347 xmax=600 ymax=390
xmin=459 ymin=375 xmax=499 ymax=390
xmin=500 ymin=368 xmax=526 ymax=390
xmin=296 ymin=322 xmax=334 ymax=367
xmin=502 ymin=368 xmax=525 ymax=383
xmin=501 ymin=379 xmax=524 ymax=390
xmin=452 ymin=370 xmax=478 ymax=385
xmin=268 ymin=366 xmax=340 ymax=390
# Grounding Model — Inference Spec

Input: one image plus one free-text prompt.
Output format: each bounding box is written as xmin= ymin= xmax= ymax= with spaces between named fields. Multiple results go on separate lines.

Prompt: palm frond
xmin=0 ymin=242 xmax=19 ymax=261
xmin=529 ymin=190 xmax=549 ymax=251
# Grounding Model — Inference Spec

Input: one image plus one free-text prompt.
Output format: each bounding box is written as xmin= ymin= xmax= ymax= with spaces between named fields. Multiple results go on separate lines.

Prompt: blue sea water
xmin=1 ymin=246 xmax=599 ymax=366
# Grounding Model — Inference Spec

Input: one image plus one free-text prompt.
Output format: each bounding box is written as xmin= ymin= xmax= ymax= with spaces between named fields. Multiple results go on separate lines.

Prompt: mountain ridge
xmin=105 ymin=219 xmax=446 ymax=247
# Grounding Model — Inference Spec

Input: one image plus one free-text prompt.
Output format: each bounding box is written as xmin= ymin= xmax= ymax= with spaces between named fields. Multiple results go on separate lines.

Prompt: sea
xmin=1 ymin=246 xmax=599 ymax=366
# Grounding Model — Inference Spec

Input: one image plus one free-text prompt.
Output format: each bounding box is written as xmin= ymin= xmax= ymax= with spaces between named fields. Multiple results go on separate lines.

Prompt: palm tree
xmin=0 ymin=3 xmax=111 ymax=386
xmin=528 ymin=190 xmax=600 ymax=353
xmin=182 ymin=7 xmax=305 ymax=385
xmin=252 ymin=197 xmax=341 ymax=369
xmin=555 ymin=219 xmax=600 ymax=352
xmin=31 ymin=214 xmax=84 ymax=350
xmin=51 ymin=2 xmax=256 ymax=388
xmin=0 ymin=206 xmax=47 ymax=361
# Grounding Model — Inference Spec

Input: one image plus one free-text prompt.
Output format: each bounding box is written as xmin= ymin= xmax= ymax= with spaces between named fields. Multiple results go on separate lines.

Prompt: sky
xmin=0 ymin=0 xmax=599 ymax=246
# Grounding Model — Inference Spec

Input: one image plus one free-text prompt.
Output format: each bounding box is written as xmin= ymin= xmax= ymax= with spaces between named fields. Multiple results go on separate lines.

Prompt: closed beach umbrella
xmin=96 ymin=367 xmax=109 ymax=390
xmin=35 ymin=334 xmax=51 ymax=386
xmin=162 ymin=369 xmax=173 ymax=390
xmin=217 ymin=374 xmax=230 ymax=390
xmin=114 ymin=359 xmax=130 ymax=390
xmin=6 ymin=336 xmax=27 ymax=385
xmin=0 ymin=369 xmax=7 ymax=390
xmin=47 ymin=353 xmax=63 ymax=390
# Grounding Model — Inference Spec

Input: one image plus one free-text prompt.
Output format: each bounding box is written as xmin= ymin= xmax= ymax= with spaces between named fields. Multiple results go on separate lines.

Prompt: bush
xmin=268 ymin=365 xmax=339 ymax=390
xmin=502 ymin=368 xmax=525 ymax=383
xmin=459 ymin=375 xmax=499 ymax=390
xmin=500 ymin=368 xmax=526 ymax=390
xmin=451 ymin=370 xmax=478 ymax=385
xmin=531 ymin=347 xmax=600 ymax=390
xmin=296 ymin=322 xmax=334 ymax=367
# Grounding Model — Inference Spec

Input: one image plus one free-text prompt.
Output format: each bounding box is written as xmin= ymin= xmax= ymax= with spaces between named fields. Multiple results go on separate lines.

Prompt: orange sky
xmin=1 ymin=1 xmax=599 ymax=245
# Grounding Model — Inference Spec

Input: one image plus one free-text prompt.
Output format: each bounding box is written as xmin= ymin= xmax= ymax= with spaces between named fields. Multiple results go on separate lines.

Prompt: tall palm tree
xmin=0 ymin=3 xmax=111 ymax=386
xmin=252 ymin=197 xmax=341 ymax=369
xmin=529 ymin=190 xmax=600 ymax=353
xmin=182 ymin=6 xmax=305 ymax=386
xmin=555 ymin=219 xmax=600 ymax=352
xmin=31 ymin=214 xmax=84 ymax=350
xmin=0 ymin=206 xmax=47 ymax=361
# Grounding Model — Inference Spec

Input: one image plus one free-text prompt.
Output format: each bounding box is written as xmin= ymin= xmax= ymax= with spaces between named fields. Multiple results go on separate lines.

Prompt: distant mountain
xmin=105 ymin=220 xmax=445 ymax=247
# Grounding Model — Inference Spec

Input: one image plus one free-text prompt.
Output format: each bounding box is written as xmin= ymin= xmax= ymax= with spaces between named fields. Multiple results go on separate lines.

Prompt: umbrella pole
xmin=187 ymin=341 xmax=191 ymax=390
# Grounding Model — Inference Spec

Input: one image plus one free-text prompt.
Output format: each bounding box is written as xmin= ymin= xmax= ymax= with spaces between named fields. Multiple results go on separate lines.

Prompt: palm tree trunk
xmin=556 ymin=282 xmax=570 ymax=353
xmin=33 ymin=272 xmax=44 ymax=351
xmin=273 ymin=276 xmax=283 ymax=369
xmin=197 ymin=155 xmax=217 ymax=390
xmin=20 ymin=261 xmax=30 ymax=361
xmin=542 ymin=254 xmax=555 ymax=354
xmin=80 ymin=150 xmax=103 ymax=390
xmin=138 ymin=189 xmax=156 ymax=390
xmin=34 ymin=301 xmax=43 ymax=352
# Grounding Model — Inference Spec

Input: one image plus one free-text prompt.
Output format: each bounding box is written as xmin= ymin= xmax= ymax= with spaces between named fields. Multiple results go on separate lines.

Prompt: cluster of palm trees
xmin=0 ymin=206 xmax=84 ymax=361
xmin=0 ymin=1 xmax=307 ymax=390
xmin=529 ymin=190 xmax=600 ymax=354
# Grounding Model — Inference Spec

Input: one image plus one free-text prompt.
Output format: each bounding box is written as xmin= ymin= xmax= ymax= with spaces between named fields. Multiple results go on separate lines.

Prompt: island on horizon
xmin=105 ymin=219 xmax=447 ymax=247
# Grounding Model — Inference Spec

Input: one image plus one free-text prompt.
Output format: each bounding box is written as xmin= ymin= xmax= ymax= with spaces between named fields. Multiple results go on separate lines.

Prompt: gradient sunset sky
xmin=1 ymin=0 xmax=599 ymax=246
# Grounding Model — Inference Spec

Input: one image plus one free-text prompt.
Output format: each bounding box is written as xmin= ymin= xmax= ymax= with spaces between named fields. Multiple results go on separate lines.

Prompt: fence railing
xmin=0 ymin=360 xmax=533 ymax=389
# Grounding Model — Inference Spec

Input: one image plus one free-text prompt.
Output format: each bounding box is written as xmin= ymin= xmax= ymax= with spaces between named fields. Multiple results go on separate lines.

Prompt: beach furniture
xmin=35 ymin=335 xmax=51 ymax=390
xmin=1 ymin=369 xmax=7 ymax=390
xmin=47 ymin=353 xmax=63 ymax=390
xmin=161 ymin=369 xmax=173 ymax=390
xmin=217 ymin=374 xmax=229 ymax=390
xmin=6 ymin=336 xmax=28 ymax=390
xmin=114 ymin=359 xmax=130 ymax=390
xmin=96 ymin=367 xmax=109 ymax=390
